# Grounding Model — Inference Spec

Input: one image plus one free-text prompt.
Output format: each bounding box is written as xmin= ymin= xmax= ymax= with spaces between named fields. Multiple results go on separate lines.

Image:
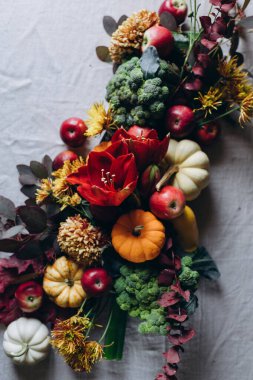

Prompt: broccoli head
xmin=114 ymin=265 xmax=168 ymax=335
xmin=179 ymin=255 xmax=200 ymax=289
xmin=106 ymin=56 xmax=174 ymax=128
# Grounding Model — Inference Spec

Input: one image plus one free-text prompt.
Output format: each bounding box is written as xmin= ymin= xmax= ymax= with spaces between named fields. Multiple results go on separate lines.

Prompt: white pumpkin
xmin=3 ymin=317 xmax=50 ymax=365
xmin=158 ymin=139 xmax=210 ymax=200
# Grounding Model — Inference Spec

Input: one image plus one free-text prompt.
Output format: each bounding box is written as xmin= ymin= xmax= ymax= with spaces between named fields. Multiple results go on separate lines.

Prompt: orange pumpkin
xmin=111 ymin=209 xmax=166 ymax=263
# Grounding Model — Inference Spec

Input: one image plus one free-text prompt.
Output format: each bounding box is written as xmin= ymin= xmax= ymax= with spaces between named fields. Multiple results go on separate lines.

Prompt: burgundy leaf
xmin=200 ymin=38 xmax=218 ymax=50
xmin=199 ymin=16 xmax=211 ymax=32
xmin=192 ymin=65 xmax=205 ymax=77
xmin=158 ymin=269 xmax=176 ymax=286
xmin=158 ymin=292 xmax=181 ymax=308
xmin=155 ymin=374 xmax=168 ymax=380
xmin=0 ymin=254 xmax=44 ymax=293
xmin=171 ymin=281 xmax=190 ymax=302
xmin=197 ymin=53 xmax=211 ymax=68
xmin=0 ymin=289 xmax=22 ymax=325
xmin=163 ymin=364 xmax=178 ymax=376
xmin=168 ymin=328 xmax=196 ymax=345
xmin=163 ymin=346 xmax=180 ymax=364
xmin=184 ymin=78 xmax=203 ymax=91
xmin=221 ymin=1 xmax=236 ymax=12
xmin=174 ymin=256 xmax=181 ymax=271
xmin=168 ymin=309 xmax=188 ymax=322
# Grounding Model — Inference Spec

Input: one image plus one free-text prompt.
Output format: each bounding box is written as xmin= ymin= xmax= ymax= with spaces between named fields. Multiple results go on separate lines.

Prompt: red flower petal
xmin=163 ymin=347 xmax=180 ymax=364
xmin=67 ymin=166 xmax=88 ymax=186
xmin=105 ymin=139 xmax=129 ymax=157
xmin=87 ymin=151 xmax=114 ymax=185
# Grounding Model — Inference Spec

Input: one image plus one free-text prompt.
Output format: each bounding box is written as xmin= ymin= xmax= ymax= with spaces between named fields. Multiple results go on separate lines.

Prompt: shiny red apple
xmin=142 ymin=25 xmax=174 ymax=58
xmin=52 ymin=150 xmax=78 ymax=170
xmin=195 ymin=122 xmax=221 ymax=145
xmin=165 ymin=105 xmax=195 ymax=138
xmin=15 ymin=281 xmax=43 ymax=313
xmin=159 ymin=0 xmax=188 ymax=25
xmin=149 ymin=185 xmax=185 ymax=220
xmin=60 ymin=117 xmax=87 ymax=147
xmin=81 ymin=268 xmax=112 ymax=297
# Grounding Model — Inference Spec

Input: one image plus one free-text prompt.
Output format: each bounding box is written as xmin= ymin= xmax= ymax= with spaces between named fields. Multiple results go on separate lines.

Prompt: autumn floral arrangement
xmin=0 ymin=0 xmax=252 ymax=379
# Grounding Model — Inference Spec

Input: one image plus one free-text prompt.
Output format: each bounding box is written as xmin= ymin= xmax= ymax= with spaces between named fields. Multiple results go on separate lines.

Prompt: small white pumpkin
xmin=158 ymin=139 xmax=210 ymax=200
xmin=3 ymin=317 xmax=50 ymax=365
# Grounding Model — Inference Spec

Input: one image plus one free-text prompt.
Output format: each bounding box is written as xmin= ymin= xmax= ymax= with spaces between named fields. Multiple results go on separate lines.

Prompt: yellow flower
xmin=65 ymin=341 xmax=103 ymax=373
xmin=36 ymin=178 xmax=52 ymax=204
xmin=195 ymin=87 xmax=223 ymax=116
xmin=239 ymin=92 xmax=253 ymax=125
xmin=51 ymin=158 xmax=84 ymax=208
xmin=85 ymin=103 xmax=114 ymax=137
xmin=109 ymin=10 xmax=160 ymax=63
xmin=51 ymin=316 xmax=91 ymax=356
xmin=218 ymin=56 xmax=247 ymax=82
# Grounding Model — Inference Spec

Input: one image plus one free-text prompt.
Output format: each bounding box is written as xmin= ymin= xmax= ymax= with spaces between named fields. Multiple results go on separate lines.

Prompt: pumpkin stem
xmin=155 ymin=165 xmax=179 ymax=191
xmin=132 ymin=225 xmax=144 ymax=237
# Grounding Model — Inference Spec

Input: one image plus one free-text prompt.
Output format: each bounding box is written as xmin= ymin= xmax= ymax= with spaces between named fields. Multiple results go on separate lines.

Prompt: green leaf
xmin=103 ymin=297 xmax=128 ymax=360
xmin=2 ymin=225 xmax=25 ymax=239
xmin=0 ymin=239 xmax=23 ymax=253
xmin=21 ymin=185 xmax=38 ymax=199
xmin=140 ymin=46 xmax=160 ymax=79
xmin=18 ymin=206 xmax=47 ymax=234
xmin=173 ymin=32 xmax=189 ymax=51
xmin=17 ymin=164 xmax=37 ymax=185
xmin=117 ymin=15 xmax=128 ymax=26
xmin=30 ymin=161 xmax=48 ymax=179
xmin=96 ymin=46 xmax=112 ymax=63
xmin=184 ymin=294 xmax=198 ymax=315
xmin=42 ymin=155 xmax=53 ymax=176
xmin=0 ymin=196 xmax=16 ymax=221
xmin=192 ymin=247 xmax=221 ymax=280
xmin=103 ymin=16 xmax=118 ymax=36
xmin=160 ymin=12 xmax=177 ymax=32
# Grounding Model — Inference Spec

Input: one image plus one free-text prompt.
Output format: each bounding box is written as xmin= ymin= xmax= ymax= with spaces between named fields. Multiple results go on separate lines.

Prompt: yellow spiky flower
xmin=36 ymin=178 xmax=53 ymax=204
xmin=109 ymin=10 xmax=160 ymax=63
xmin=195 ymin=87 xmax=223 ymax=116
xmin=57 ymin=215 xmax=108 ymax=265
xmin=85 ymin=103 xmax=114 ymax=137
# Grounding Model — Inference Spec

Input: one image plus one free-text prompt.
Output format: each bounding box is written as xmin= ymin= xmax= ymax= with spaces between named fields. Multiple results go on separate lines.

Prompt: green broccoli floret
xmin=179 ymin=256 xmax=200 ymax=289
xmin=114 ymin=265 xmax=168 ymax=335
xmin=106 ymin=56 xmax=176 ymax=128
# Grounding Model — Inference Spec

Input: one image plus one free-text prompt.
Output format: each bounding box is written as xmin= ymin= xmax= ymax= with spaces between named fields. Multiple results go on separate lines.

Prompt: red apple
xmin=128 ymin=125 xmax=152 ymax=138
xmin=52 ymin=150 xmax=78 ymax=170
xmin=165 ymin=105 xmax=195 ymax=138
xmin=15 ymin=281 xmax=43 ymax=313
xmin=195 ymin=122 xmax=221 ymax=145
xmin=142 ymin=25 xmax=174 ymax=58
xmin=149 ymin=185 xmax=185 ymax=220
xmin=81 ymin=268 xmax=112 ymax=297
xmin=159 ymin=0 xmax=188 ymax=25
xmin=60 ymin=117 xmax=87 ymax=147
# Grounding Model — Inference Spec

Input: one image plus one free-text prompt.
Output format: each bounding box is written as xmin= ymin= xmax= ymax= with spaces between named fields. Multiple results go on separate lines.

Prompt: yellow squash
xmin=171 ymin=205 xmax=199 ymax=252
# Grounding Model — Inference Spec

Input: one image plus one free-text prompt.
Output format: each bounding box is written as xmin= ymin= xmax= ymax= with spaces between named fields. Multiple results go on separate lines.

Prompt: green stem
xmin=99 ymin=308 xmax=114 ymax=343
xmin=77 ymin=299 xmax=87 ymax=315
xmin=199 ymin=106 xmax=240 ymax=126
xmin=179 ymin=30 xmax=203 ymax=80
xmin=194 ymin=0 xmax=197 ymax=34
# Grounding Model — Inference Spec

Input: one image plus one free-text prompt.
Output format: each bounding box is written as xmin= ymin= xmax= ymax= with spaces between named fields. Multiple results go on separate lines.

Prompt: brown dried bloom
xmin=57 ymin=215 xmax=108 ymax=265
xmin=109 ymin=9 xmax=160 ymax=63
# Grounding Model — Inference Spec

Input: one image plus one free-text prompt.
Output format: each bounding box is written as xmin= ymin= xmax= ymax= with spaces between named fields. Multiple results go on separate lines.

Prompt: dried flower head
xmin=195 ymin=87 xmax=223 ymax=116
xmin=36 ymin=178 xmax=53 ymax=204
xmin=51 ymin=316 xmax=91 ymax=356
xmin=57 ymin=215 xmax=108 ymax=265
xmin=82 ymin=341 xmax=104 ymax=372
xmin=85 ymin=103 xmax=114 ymax=137
xmin=109 ymin=10 xmax=160 ymax=63
xmin=218 ymin=56 xmax=247 ymax=82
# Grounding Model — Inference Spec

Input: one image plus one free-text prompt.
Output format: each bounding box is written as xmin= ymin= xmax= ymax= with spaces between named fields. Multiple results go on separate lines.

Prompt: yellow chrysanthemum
xmin=195 ymin=87 xmax=223 ymax=116
xmin=218 ymin=57 xmax=253 ymax=126
xmin=85 ymin=103 xmax=114 ymax=137
xmin=36 ymin=178 xmax=52 ymax=204
xmin=109 ymin=10 xmax=160 ymax=63
xmin=51 ymin=158 xmax=84 ymax=208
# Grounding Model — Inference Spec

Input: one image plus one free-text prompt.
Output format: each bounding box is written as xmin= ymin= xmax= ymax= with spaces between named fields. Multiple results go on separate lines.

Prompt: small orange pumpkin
xmin=111 ymin=209 xmax=166 ymax=263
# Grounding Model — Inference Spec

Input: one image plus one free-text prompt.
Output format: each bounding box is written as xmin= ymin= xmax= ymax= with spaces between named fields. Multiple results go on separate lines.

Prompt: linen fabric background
xmin=0 ymin=1 xmax=253 ymax=379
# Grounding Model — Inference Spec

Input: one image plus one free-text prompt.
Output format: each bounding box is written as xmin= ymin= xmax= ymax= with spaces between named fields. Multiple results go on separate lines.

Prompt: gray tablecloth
xmin=0 ymin=1 xmax=253 ymax=379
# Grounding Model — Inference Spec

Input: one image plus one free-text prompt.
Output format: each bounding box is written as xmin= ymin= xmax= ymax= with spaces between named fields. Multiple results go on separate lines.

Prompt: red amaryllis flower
xmin=111 ymin=126 xmax=170 ymax=171
xmin=67 ymin=142 xmax=138 ymax=207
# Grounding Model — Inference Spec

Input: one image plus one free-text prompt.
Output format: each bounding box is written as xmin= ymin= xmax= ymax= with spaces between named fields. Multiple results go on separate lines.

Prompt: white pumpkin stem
xmin=156 ymin=165 xmax=179 ymax=191
xmin=8 ymin=343 xmax=29 ymax=358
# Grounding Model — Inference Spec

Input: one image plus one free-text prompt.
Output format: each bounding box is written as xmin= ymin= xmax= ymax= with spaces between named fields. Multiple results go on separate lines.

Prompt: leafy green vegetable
xmin=191 ymin=247 xmax=221 ymax=281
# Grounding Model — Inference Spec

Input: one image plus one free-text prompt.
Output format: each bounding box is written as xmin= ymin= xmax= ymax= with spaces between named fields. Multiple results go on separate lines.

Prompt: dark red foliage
xmin=163 ymin=347 xmax=181 ymax=364
xmin=163 ymin=364 xmax=178 ymax=376
xmin=168 ymin=308 xmax=188 ymax=322
xmin=158 ymin=269 xmax=176 ymax=286
xmin=0 ymin=289 xmax=22 ymax=325
xmin=158 ymin=291 xmax=181 ymax=307
xmin=171 ymin=281 xmax=190 ymax=302
xmin=168 ymin=328 xmax=196 ymax=345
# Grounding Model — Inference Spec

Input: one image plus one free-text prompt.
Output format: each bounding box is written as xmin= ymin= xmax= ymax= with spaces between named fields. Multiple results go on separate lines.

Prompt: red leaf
xmin=168 ymin=328 xmax=196 ymax=345
xmin=168 ymin=309 xmax=188 ymax=322
xmin=163 ymin=346 xmax=180 ymax=364
xmin=158 ymin=269 xmax=176 ymax=286
xmin=163 ymin=364 xmax=177 ymax=376
xmin=155 ymin=374 xmax=168 ymax=380
xmin=0 ymin=289 xmax=22 ymax=325
xmin=158 ymin=291 xmax=181 ymax=308
xmin=0 ymin=254 xmax=44 ymax=293
xmin=171 ymin=281 xmax=190 ymax=302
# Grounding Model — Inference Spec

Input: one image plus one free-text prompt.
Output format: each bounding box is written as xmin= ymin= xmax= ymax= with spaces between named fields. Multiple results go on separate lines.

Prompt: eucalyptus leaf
xmin=2 ymin=225 xmax=26 ymax=239
xmin=238 ymin=16 xmax=253 ymax=30
xmin=118 ymin=15 xmax=128 ymax=26
xmin=17 ymin=240 xmax=43 ymax=259
xmin=184 ymin=294 xmax=198 ymax=315
xmin=21 ymin=185 xmax=38 ymax=199
xmin=160 ymin=12 xmax=177 ymax=32
xmin=18 ymin=206 xmax=47 ymax=234
xmin=103 ymin=16 xmax=118 ymax=36
xmin=0 ymin=238 xmax=23 ymax=253
xmin=30 ymin=161 xmax=48 ymax=179
xmin=96 ymin=46 xmax=112 ymax=63
xmin=173 ymin=32 xmax=189 ymax=51
xmin=42 ymin=155 xmax=53 ymax=176
xmin=0 ymin=196 xmax=16 ymax=221
xmin=19 ymin=174 xmax=38 ymax=186
xmin=140 ymin=46 xmax=160 ymax=79
xmin=192 ymin=246 xmax=221 ymax=280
